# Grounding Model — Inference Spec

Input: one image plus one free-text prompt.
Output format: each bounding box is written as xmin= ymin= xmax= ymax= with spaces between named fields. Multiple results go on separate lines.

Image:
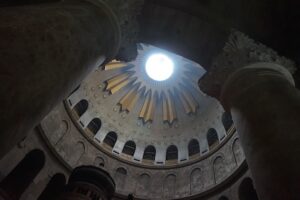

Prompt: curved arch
xmin=166 ymin=145 xmax=178 ymax=161
xmin=163 ymin=174 xmax=176 ymax=199
xmin=232 ymin=138 xmax=244 ymax=165
xmin=115 ymin=167 xmax=127 ymax=190
xmin=136 ymin=173 xmax=151 ymax=196
xmin=116 ymin=167 xmax=127 ymax=175
xmin=239 ymin=177 xmax=259 ymax=200
xmin=73 ymin=99 xmax=88 ymax=117
xmin=207 ymin=128 xmax=219 ymax=149
xmin=143 ymin=145 xmax=156 ymax=161
xmin=103 ymin=131 xmax=118 ymax=149
xmin=122 ymin=141 xmax=136 ymax=156
xmin=222 ymin=112 xmax=233 ymax=131
xmin=67 ymin=141 xmax=85 ymax=166
xmin=190 ymin=168 xmax=202 ymax=194
xmin=87 ymin=118 xmax=101 ymax=135
xmin=213 ymin=156 xmax=226 ymax=183
xmin=94 ymin=156 xmax=105 ymax=167
xmin=188 ymin=139 xmax=200 ymax=157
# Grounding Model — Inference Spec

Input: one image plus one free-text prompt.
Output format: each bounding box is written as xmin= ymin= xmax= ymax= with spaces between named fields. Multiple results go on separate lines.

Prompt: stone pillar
xmin=37 ymin=173 xmax=66 ymax=200
xmin=221 ymin=63 xmax=300 ymax=200
xmin=57 ymin=166 xmax=115 ymax=200
xmin=0 ymin=0 xmax=120 ymax=158
xmin=0 ymin=149 xmax=45 ymax=200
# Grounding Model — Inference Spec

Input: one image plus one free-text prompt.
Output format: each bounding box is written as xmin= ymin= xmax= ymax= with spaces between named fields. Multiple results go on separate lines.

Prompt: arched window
xmin=222 ymin=112 xmax=233 ymax=131
xmin=166 ymin=145 xmax=178 ymax=161
xmin=219 ymin=196 xmax=229 ymax=200
xmin=87 ymin=118 xmax=101 ymax=135
xmin=122 ymin=141 xmax=136 ymax=156
xmin=143 ymin=145 xmax=156 ymax=161
xmin=239 ymin=177 xmax=259 ymax=200
xmin=103 ymin=132 xmax=117 ymax=148
xmin=207 ymin=128 xmax=219 ymax=149
xmin=94 ymin=157 xmax=105 ymax=167
xmin=73 ymin=99 xmax=88 ymax=117
xmin=188 ymin=139 xmax=200 ymax=157
xmin=116 ymin=167 xmax=127 ymax=175
xmin=1 ymin=149 xmax=45 ymax=195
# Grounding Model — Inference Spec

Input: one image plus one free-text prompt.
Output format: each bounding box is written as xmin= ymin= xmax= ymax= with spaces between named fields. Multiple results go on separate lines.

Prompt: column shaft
xmin=0 ymin=0 xmax=120 ymax=158
xmin=222 ymin=63 xmax=300 ymax=200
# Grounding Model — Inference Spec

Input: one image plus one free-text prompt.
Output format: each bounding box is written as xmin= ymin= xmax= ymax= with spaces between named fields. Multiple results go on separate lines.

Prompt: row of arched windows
xmin=73 ymin=100 xmax=233 ymax=134
xmin=100 ymin=129 xmax=221 ymax=162
xmin=72 ymin=100 xmax=234 ymax=162
xmin=72 ymin=100 xmax=103 ymax=135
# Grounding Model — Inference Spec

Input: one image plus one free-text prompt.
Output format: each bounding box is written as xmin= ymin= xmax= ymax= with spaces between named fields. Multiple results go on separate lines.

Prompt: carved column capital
xmin=199 ymin=30 xmax=296 ymax=99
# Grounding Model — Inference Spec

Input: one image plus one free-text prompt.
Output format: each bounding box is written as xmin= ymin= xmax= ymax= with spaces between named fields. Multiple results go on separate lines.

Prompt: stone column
xmin=220 ymin=63 xmax=300 ymax=200
xmin=0 ymin=0 xmax=120 ymax=158
xmin=57 ymin=166 xmax=115 ymax=200
xmin=0 ymin=149 xmax=45 ymax=200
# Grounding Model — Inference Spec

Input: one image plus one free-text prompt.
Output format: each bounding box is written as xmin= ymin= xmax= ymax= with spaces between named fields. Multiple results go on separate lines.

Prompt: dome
xmin=65 ymin=43 xmax=232 ymax=166
xmin=37 ymin=44 xmax=244 ymax=199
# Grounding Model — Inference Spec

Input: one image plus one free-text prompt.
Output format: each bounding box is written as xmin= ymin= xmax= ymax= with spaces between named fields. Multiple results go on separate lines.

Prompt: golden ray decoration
xmin=177 ymin=85 xmax=198 ymax=114
xmin=104 ymin=60 xmax=128 ymax=70
xmin=102 ymin=43 xmax=205 ymax=125
xmin=162 ymin=91 xmax=177 ymax=123
xmin=119 ymin=84 xmax=140 ymax=112
xmin=105 ymin=72 xmax=134 ymax=94
xmin=139 ymin=91 xmax=157 ymax=123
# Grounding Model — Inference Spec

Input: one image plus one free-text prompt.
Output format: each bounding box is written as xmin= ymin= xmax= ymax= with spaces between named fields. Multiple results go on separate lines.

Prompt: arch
xmin=1 ymin=149 xmax=45 ymax=200
xmin=166 ymin=145 xmax=178 ymax=161
xmin=222 ymin=112 xmax=233 ymax=131
xmin=94 ymin=156 xmax=105 ymax=167
xmin=48 ymin=120 xmax=69 ymax=145
xmin=103 ymin=131 xmax=118 ymax=148
xmin=219 ymin=196 xmax=229 ymax=200
xmin=239 ymin=177 xmax=259 ymax=200
xmin=87 ymin=118 xmax=102 ymax=135
xmin=190 ymin=168 xmax=202 ymax=194
xmin=116 ymin=167 xmax=127 ymax=175
xmin=213 ymin=156 xmax=226 ymax=183
xmin=143 ymin=145 xmax=156 ymax=161
xmin=188 ymin=139 xmax=200 ymax=157
xmin=122 ymin=141 xmax=136 ymax=156
xmin=73 ymin=99 xmax=88 ymax=117
xmin=136 ymin=173 xmax=151 ymax=196
xmin=163 ymin=174 xmax=176 ymax=198
xmin=114 ymin=167 xmax=127 ymax=190
xmin=87 ymin=118 xmax=101 ymax=135
xmin=207 ymin=128 xmax=219 ymax=149
xmin=232 ymin=138 xmax=244 ymax=165
xmin=67 ymin=141 xmax=85 ymax=166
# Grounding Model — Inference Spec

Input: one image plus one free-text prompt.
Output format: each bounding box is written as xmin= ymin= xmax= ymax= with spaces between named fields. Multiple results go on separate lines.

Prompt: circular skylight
xmin=145 ymin=53 xmax=174 ymax=81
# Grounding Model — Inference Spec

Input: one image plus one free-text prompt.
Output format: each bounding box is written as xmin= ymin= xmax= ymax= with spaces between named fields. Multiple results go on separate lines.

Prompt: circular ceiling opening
xmin=145 ymin=53 xmax=174 ymax=81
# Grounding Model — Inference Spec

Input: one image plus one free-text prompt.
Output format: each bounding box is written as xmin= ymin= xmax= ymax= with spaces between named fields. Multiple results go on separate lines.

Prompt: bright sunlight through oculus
xmin=145 ymin=53 xmax=174 ymax=81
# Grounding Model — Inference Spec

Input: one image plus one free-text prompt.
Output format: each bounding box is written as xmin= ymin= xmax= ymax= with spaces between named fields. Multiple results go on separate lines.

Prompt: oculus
xmin=103 ymin=44 xmax=205 ymax=124
xmin=145 ymin=53 xmax=174 ymax=81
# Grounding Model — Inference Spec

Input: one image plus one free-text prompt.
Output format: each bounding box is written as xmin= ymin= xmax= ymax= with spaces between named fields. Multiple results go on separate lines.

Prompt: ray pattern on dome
xmin=103 ymin=44 xmax=206 ymax=124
